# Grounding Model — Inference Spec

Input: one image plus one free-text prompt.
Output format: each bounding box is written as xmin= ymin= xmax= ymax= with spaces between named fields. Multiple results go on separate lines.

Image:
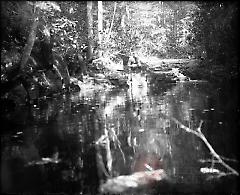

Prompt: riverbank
xmin=142 ymin=56 xmax=239 ymax=86
xmin=1 ymin=54 xmax=238 ymax=113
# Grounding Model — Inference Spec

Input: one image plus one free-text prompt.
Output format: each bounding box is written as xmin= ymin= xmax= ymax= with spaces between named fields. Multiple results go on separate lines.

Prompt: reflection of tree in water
xmin=95 ymin=74 xmax=173 ymax=182
xmin=2 ymin=95 xmax=103 ymax=193
xmin=95 ymin=79 xmax=238 ymax=194
xmin=80 ymin=105 xmax=100 ymax=194
xmin=2 ymin=79 xmax=239 ymax=194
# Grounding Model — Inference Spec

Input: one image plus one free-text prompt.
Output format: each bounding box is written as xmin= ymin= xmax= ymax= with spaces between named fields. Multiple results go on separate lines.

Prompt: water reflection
xmin=1 ymin=73 xmax=238 ymax=194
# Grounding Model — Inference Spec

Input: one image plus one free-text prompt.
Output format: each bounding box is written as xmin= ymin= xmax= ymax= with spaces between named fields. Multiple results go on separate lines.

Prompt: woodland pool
xmin=1 ymin=73 xmax=239 ymax=195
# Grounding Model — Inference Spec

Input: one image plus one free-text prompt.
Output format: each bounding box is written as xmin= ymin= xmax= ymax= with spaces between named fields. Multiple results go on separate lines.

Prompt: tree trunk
xmin=120 ymin=3 xmax=129 ymax=32
xmin=106 ymin=2 xmax=117 ymax=42
xmin=98 ymin=1 xmax=103 ymax=57
xmin=87 ymin=1 xmax=93 ymax=62
xmin=162 ymin=2 xmax=165 ymax=26
xmin=20 ymin=8 xmax=39 ymax=70
xmin=173 ymin=11 xmax=176 ymax=42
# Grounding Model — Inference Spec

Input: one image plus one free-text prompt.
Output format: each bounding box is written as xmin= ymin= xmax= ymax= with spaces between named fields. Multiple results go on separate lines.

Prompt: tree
xmin=20 ymin=1 xmax=61 ymax=71
xmin=87 ymin=1 xmax=93 ymax=62
xmin=20 ymin=4 xmax=39 ymax=71
xmin=1 ymin=1 xmax=70 ymax=103
xmin=97 ymin=1 xmax=103 ymax=57
xmin=96 ymin=1 xmax=197 ymax=59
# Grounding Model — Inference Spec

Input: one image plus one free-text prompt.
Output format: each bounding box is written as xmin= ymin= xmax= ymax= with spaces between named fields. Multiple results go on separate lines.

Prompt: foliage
xmin=1 ymin=1 xmax=85 ymax=105
xmin=1 ymin=1 xmax=239 ymax=106
xmin=47 ymin=2 xmax=88 ymax=57
xmin=190 ymin=1 xmax=239 ymax=79
xmin=92 ymin=1 xmax=197 ymax=59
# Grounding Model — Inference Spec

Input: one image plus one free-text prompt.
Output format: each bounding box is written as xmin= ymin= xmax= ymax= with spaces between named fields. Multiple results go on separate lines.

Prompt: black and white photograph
xmin=1 ymin=1 xmax=239 ymax=195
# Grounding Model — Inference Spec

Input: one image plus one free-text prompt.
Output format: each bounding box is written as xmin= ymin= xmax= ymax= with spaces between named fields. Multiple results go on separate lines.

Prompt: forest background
xmin=1 ymin=1 xmax=239 ymax=107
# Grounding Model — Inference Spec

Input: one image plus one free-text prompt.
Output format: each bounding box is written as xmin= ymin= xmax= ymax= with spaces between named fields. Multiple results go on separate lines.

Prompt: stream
xmin=1 ymin=72 xmax=239 ymax=195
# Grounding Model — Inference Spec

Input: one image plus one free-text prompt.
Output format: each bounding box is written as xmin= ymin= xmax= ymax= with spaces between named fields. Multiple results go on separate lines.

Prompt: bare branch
xmin=197 ymin=120 xmax=203 ymax=132
xmin=199 ymin=157 xmax=238 ymax=164
xmin=159 ymin=113 xmax=239 ymax=177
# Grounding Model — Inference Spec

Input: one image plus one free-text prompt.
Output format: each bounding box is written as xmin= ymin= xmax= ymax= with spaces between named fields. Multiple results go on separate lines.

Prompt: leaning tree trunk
xmin=87 ymin=1 xmax=93 ymax=63
xmin=20 ymin=8 xmax=39 ymax=71
xmin=18 ymin=5 xmax=39 ymax=103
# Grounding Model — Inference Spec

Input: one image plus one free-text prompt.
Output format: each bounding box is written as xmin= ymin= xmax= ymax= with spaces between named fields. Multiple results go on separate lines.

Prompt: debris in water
xmin=139 ymin=128 xmax=144 ymax=132
xmin=27 ymin=158 xmax=61 ymax=166
xmin=144 ymin=163 xmax=154 ymax=171
xmin=133 ymin=152 xmax=163 ymax=172
xmin=100 ymin=169 xmax=167 ymax=194
xmin=200 ymin=167 xmax=220 ymax=174
xmin=26 ymin=152 xmax=61 ymax=166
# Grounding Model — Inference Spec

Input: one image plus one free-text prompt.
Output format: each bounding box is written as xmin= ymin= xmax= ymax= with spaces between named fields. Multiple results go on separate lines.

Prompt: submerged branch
xmin=199 ymin=157 xmax=238 ymax=164
xmin=159 ymin=113 xmax=239 ymax=177
xmin=104 ymin=125 xmax=113 ymax=176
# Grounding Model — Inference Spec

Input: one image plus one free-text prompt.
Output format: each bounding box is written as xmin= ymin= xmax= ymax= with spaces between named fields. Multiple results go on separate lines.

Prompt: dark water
xmin=1 ymin=73 xmax=239 ymax=195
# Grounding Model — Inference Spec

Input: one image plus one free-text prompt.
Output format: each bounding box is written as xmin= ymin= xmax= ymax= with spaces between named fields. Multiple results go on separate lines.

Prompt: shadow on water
xmin=1 ymin=73 xmax=239 ymax=194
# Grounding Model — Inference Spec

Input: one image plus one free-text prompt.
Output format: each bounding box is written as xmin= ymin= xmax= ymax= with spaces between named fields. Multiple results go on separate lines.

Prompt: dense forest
xmin=1 ymin=1 xmax=239 ymax=107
